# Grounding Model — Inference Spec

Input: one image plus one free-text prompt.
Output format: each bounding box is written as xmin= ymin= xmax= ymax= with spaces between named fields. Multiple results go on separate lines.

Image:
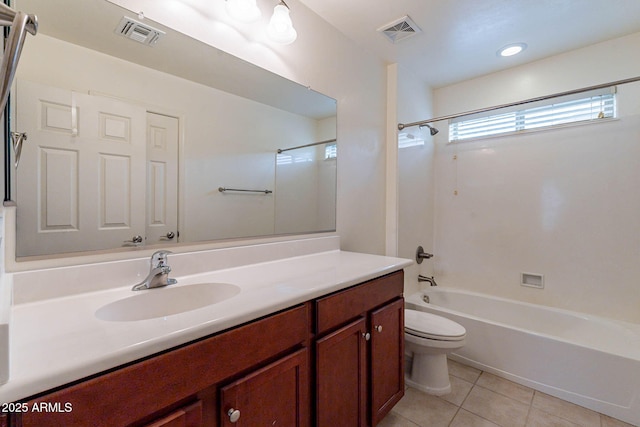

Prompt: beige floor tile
xmin=439 ymin=374 xmax=474 ymax=406
xmin=526 ymin=407 xmax=583 ymax=427
xmin=532 ymin=392 xmax=600 ymax=427
xmin=448 ymin=358 xmax=482 ymax=383
xmin=378 ymin=411 xmax=421 ymax=427
xmin=450 ymin=409 xmax=501 ymax=427
xmin=601 ymin=414 xmax=637 ymax=427
xmin=476 ymin=372 xmax=534 ymax=405
xmin=393 ymin=387 xmax=459 ymax=427
xmin=462 ymin=385 xmax=529 ymax=427
xmin=396 ymin=360 xmax=632 ymax=427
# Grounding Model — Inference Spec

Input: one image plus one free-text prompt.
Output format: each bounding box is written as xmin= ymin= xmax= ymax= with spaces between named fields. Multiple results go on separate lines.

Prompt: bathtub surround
xmin=406 ymin=289 xmax=640 ymax=425
xmin=429 ymin=32 xmax=640 ymax=323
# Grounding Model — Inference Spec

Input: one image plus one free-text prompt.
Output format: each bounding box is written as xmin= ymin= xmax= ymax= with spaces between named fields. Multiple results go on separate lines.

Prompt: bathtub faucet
xmin=418 ymin=274 xmax=438 ymax=286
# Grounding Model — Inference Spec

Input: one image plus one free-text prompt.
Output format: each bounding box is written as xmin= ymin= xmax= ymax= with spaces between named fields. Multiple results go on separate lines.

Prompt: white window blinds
xmin=324 ymin=143 xmax=337 ymax=159
xmin=449 ymin=87 xmax=616 ymax=142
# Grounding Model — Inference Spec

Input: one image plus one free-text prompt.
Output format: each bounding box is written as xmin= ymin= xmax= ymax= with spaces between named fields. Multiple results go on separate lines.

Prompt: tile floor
xmin=379 ymin=359 xmax=637 ymax=427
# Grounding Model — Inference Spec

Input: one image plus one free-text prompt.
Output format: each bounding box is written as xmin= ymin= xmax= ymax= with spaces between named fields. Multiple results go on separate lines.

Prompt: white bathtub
xmin=405 ymin=288 xmax=640 ymax=426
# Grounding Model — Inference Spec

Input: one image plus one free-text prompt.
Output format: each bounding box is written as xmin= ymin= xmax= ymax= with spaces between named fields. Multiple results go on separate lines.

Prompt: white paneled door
xmin=16 ymin=80 xmax=178 ymax=256
xmin=145 ymin=112 xmax=179 ymax=246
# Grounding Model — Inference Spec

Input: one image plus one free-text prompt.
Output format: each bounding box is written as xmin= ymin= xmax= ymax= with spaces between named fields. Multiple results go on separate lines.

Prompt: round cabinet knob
xmin=228 ymin=408 xmax=241 ymax=423
xmin=375 ymin=325 xmax=383 ymax=333
xmin=164 ymin=231 xmax=175 ymax=240
xmin=362 ymin=332 xmax=371 ymax=341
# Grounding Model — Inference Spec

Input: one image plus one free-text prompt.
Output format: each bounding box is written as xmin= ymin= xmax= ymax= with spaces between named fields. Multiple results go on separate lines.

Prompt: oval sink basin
xmin=96 ymin=283 xmax=241 ymax=322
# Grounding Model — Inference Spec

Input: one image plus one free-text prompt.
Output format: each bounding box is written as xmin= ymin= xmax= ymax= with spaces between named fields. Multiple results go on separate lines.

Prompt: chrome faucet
xmin=418 ymin=274 xmax=438 ymax=286
xmin=132 ymin=250 xmax=178 ymax=291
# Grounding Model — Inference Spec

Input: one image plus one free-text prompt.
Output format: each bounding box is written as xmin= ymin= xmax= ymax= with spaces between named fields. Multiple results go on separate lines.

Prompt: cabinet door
xmin=143 ymin=401 xmax=203 ymax=427
xmin=316 ymin=317 xmax=367 ymax=427
xmin=220 ymin=348 xmax=309 ymax=427
xmin=370 ymin=299 xmax=405 ymax=426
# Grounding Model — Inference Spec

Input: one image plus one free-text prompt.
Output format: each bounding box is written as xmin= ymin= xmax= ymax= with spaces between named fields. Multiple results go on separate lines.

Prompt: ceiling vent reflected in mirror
xmin=115 ymin=16 xmax=165 ymax=46
xmin=377 ymin=15 xmax=421 ymax=44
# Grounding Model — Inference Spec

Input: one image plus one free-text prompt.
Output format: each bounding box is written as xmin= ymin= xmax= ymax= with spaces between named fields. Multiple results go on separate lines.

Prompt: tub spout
xmin=418 ymin=274 xmax=438 ymax=286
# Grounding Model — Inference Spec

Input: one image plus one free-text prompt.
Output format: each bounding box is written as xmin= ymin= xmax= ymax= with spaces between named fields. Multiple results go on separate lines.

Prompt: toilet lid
xmin=404 ymin=309 xmax=466 ymax=341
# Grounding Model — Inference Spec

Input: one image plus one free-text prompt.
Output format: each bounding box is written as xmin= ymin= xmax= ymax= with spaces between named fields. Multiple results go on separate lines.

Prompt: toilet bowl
xmin=404 ymin=309 xmax=466 ymax=395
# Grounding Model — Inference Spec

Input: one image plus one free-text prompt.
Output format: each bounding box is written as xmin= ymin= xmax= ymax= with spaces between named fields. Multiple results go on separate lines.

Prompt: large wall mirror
xmin=11 ymin=0 xmax=337 ymax=259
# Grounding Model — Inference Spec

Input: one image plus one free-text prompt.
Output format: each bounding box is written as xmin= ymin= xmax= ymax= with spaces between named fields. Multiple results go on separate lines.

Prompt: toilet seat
xmin=405 ymin=309 xmax=465 ymax=341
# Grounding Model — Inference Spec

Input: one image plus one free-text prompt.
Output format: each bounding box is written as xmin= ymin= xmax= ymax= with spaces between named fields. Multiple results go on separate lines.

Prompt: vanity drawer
xmin=315 ymin=270 xmax=403 ymax=334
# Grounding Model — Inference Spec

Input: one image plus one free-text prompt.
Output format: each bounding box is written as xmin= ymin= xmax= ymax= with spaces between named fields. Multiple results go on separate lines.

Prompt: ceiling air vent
xmin=377 ymin=15 xmax=422 ymax=44
xmin=115 ymin=17 xmax=165 ymax=46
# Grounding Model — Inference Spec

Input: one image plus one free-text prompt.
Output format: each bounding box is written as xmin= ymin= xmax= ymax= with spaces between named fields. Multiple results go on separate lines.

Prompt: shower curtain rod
xmin=277 ymin=138 xmax=337 ymax=153
xmin=397 ymin=75 xmax=640 ymax=131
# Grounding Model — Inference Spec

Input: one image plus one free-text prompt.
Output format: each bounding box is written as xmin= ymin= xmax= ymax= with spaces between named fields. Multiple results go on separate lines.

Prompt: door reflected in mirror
xmin=13 ymin=0 xmax=337 ymax=258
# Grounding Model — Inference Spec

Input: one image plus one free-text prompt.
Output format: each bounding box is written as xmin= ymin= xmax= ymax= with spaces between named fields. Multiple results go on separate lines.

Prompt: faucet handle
xmin=151 ymin=250 xmax=173 ymax=267
xmin=415 ymin=246 xmax=434 ymax=264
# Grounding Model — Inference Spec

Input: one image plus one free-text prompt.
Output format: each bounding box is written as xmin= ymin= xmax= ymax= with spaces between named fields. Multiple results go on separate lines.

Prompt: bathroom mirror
xmin=11 ymin=0 xmax=337 ymax=258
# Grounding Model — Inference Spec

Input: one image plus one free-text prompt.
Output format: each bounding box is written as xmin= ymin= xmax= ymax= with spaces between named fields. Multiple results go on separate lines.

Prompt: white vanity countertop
xmin=1 ymin=249 xmax=412 ymax=402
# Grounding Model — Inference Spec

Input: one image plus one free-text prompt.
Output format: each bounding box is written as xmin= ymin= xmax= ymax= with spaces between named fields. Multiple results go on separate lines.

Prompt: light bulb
xmin=225 ymin=0 xmax=262 ymax=23
xmin=267 ymin=4 xmax=297 ymax=44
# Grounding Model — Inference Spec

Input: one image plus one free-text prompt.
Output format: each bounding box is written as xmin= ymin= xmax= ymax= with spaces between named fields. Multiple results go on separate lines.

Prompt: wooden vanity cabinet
xmin=9 ymin=270 xmax=405 ymax=427
xmin=315 ymin=271 xmax=405 ymax=427
xmin=14 ymin=304 xmax=311 ymax=427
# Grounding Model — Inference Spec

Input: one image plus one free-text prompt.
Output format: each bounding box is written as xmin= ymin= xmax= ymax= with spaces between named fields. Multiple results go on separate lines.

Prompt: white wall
xmin=396 ymin=66 xmax=436 ymax=296
xmin=107 ymin=0 xmax=388 ymax=254
xmin=430 ymin=32 xmax=640 ymax=323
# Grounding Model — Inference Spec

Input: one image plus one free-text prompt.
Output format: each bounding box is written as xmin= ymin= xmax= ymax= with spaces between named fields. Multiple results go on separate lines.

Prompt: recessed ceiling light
xmin=498 ymin=43 xmax=527 ymax=57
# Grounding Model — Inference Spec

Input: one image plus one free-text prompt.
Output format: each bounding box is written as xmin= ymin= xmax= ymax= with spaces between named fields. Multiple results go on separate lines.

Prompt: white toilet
xmin=404 ymin=309 xmax=466 ymax=395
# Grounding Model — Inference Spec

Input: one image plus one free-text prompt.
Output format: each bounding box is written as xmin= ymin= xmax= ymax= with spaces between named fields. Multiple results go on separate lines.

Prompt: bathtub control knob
xmin=228 ymin=408 xmax=241 ymax=423
xmin=415 ymin=246 xmax=434 ymax=264
xmin=375 ymin=325 xmax=383 ymax=333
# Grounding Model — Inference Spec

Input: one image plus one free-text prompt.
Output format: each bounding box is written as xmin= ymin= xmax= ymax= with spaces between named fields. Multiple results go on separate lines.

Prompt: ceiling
xmin=297 ymin=0 xmax=640 ymax=88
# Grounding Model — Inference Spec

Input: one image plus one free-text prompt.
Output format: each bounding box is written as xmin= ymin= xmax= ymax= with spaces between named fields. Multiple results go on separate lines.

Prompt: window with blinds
xmin=449 ymin=87 xmax=616 ymax=142
xmin=324 ymin=143 xmax=337 ymax=160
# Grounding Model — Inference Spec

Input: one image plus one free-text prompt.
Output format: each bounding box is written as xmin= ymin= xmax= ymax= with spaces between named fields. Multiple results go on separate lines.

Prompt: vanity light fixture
xmin=498 ymin=42 xmax=527 ymax=57
xmin=225 ymin=0 xmax=297 ymax=44
xmin=267 ymin=1 xmax=297 ymax=44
